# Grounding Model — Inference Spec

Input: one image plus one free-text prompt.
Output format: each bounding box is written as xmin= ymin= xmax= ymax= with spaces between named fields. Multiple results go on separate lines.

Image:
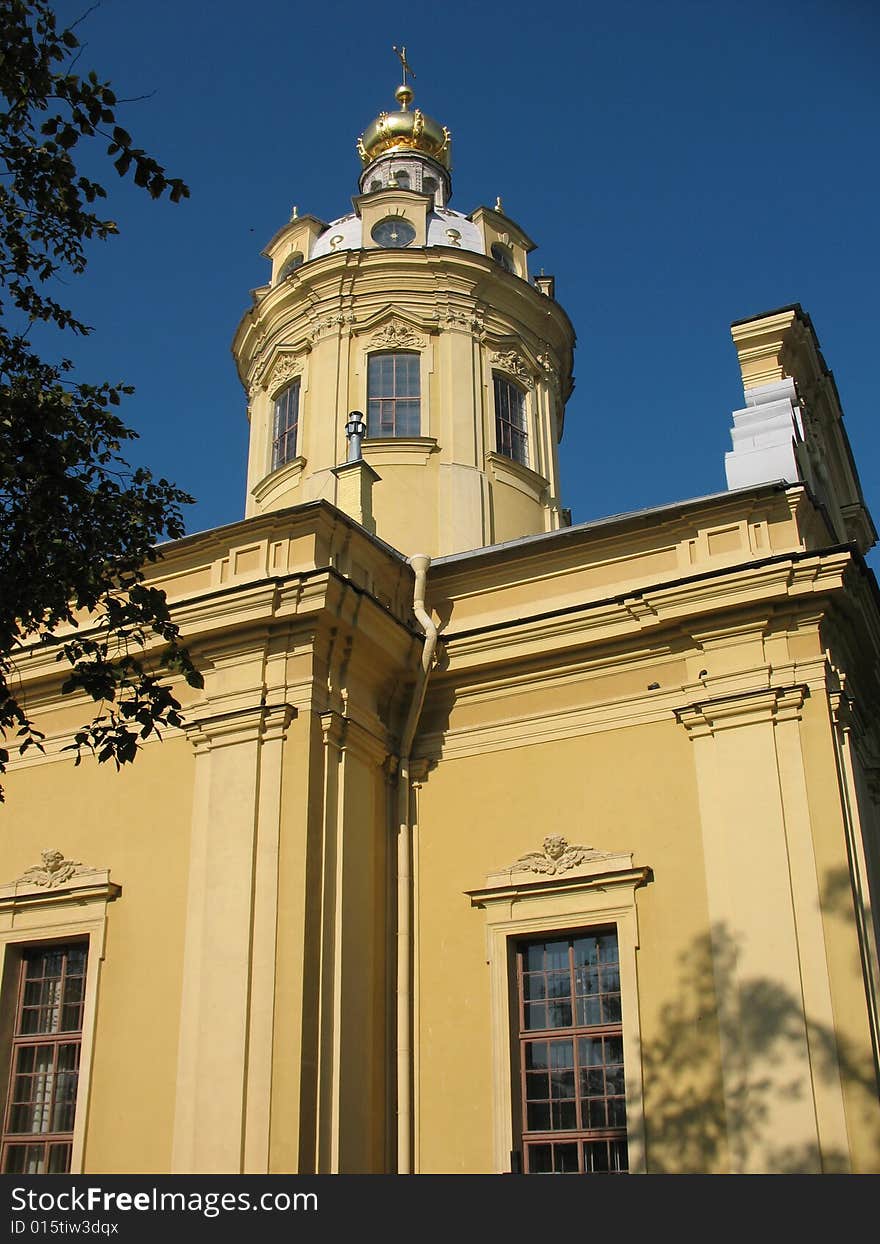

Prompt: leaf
xmin=0 ymin=0 xmax=196 ymax=805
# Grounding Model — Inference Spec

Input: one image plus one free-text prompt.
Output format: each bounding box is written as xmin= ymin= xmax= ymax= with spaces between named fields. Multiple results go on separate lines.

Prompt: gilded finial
xmin=393 ymin=45 xmax=415 ymax=110
xmin=393 ymin=45 xmax=416 ymax=85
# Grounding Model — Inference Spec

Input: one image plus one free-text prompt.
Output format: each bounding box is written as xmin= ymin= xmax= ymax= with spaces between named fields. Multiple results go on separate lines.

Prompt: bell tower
xmin=232 ymin=70 xmax=576 ymax=558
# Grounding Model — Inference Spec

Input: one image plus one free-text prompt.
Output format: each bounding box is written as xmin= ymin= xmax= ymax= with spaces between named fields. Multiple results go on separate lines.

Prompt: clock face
xmin=371 ymin=217 xmax=416 ymax=248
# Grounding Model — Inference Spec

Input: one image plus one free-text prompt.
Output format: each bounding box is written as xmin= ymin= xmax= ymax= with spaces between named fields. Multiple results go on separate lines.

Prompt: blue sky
xmin=56 ymin=0 xmax=879 ymax=564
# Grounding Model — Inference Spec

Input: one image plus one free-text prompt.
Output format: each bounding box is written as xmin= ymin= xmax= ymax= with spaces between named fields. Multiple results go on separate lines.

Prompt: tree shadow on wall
xmin=638 ymin=922 xmax=879 ymax=1173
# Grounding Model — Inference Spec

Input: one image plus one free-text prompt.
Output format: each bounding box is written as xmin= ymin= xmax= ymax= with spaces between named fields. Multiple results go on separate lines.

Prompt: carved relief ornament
xmin=505 ymin=834 xmax=615 ymax=877
xmin=368 ymin=319 xmax=426 ymax=350
xmin=490 ymin=349 xmax=534 ymax=388
xmin=264 ymin=352 xmax=304 ymax=395
xmin=14 ymin=849 xmax=91 ymax=889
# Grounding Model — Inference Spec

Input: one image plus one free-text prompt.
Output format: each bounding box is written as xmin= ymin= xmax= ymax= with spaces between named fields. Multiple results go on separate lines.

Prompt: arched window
xmin=491 ymin=242 xmax=515 ymax=273
xmin=423 ymin=176 xmax=438 ymax=200
xmin=272 ymin=380 xmax=300 ymax=470
xmin=277 ymin=252 xmax=304 ymax=283
xmin=367 ymin=352 xmax=420 ymax=437
xmin=370 ymin=179 xmax=383 ymax=193
xmin=494 ymin=374 xmax=528 ymax=466
xmin=394 ymin=170 xmax=411 ymax=190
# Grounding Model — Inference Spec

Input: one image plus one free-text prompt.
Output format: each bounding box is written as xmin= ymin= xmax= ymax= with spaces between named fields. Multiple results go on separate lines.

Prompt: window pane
xmin=554 ymin=1143 xmax=580 ymax=1173
xmin=527 ymin=1144 xmax=552 ymax=1174
xmin=47 ymin=1144 xmax=72 ymax=1174
xmin=524 ymin=1002 xmax=547 ymax=1030
xmin=527 ymin=1102 xmax=551 ymax=1130
xmin=494 ymin=375 xmax=528 ymax=466
xmin=272 ymin=381 xmax=300 ymax=470
xmin=366 ymin=352 xmax=420 ymax=437
xmin=522 ymin=973 xmax=545 ymax=1002
xmin=517 ymin=930 xmax=626 ymax=1175
xmin=552 ymin=1100 xmax=577 ymax=1130
xmin=2 ymin=946 xmax=86 ymax=1175
xmin=525 ymin=1042 xmax=548 ymax=1071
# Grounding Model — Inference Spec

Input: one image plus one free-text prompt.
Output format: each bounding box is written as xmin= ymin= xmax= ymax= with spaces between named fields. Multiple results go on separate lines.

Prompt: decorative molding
xmin=185 ymin=701 xmax=296 ymax=754
xmin=436 ymin=307 xmax=481 ymax=331
xmin=474 ymin=840 xmax=641 ymax=900
xmin=12 ymin=849 xmax=94 ymax=890
xmin=466 ymin=853 xmax=650 ymax=1174
xmin=486 ymin=451 xmax=548 ymax=503
xmin=675 ymin=684 xmax=809 ymax=738
xmin=362 ymin=436 xmax=438 ymax=467
xmin=0 ymin=858 xmax=120 ymax=1177
xmin=368 ymin=318 xmax=426 ymax=351
xmin=309 ymin=312 xmax=356 ymax=342
xmin=264 ymin=352 xmax=304 ymax=396
xmin=505 ymin=834 xmax=613 ymax=877
xmin=490 ymin=349 xmax=533 ymax=387
xmin=537 ymin=343 xmax=560 ymax=393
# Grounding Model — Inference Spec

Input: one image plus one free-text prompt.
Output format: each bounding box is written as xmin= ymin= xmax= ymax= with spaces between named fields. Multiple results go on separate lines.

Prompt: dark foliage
xmin=0 ymin=1 xmax=202 ymax=800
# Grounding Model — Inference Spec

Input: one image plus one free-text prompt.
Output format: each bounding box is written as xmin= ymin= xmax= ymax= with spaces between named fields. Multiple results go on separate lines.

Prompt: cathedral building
xmin=1 ymin=76 xmax=879 ymax=1175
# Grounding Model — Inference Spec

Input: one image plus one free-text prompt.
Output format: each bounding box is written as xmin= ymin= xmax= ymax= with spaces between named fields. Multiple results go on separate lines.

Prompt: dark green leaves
xmin=0 ymin=1 xmax=197 ymax=801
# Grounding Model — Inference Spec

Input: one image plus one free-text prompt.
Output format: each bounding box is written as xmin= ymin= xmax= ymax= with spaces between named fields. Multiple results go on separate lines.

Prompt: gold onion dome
xmin=357 ymin=83 xmax=452 ymax=170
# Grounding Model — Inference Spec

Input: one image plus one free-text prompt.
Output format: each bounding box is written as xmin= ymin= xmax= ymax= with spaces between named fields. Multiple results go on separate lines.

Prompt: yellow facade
xmin=1 ymin=85 xmax=879 ymax=1175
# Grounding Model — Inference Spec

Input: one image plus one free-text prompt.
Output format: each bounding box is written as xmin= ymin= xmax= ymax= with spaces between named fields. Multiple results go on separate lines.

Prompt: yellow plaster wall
xmin=0 ymin=736 xmax=195 ymax=1173
xmin=413 ymin=719 xmax=719 ymax=1173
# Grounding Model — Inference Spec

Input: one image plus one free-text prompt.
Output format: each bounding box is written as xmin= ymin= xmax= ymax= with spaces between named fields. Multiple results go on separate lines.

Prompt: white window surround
xmin=0 ymin=854 xmax=121 ymax=1174
xmin=467 ymin=839 xmax=650 ymax=1174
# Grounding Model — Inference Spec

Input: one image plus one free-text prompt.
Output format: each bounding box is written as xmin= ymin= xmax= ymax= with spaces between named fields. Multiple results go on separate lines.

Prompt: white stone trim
xmin=467 ymin=851 xmax=649 ymax=1174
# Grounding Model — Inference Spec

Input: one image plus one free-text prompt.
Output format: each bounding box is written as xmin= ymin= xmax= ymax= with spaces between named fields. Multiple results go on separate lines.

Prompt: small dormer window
xmin=277 ymin=252 xmax=304 ymax=282
xmin=491 ymin=243 xmax=515 ymax=273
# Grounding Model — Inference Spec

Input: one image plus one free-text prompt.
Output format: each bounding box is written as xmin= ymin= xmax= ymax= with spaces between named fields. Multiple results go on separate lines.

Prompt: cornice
xmin=319 ymin=709 xmax=391 ymax=767
xmin=674 ymin=683 xmax=808 ymax=737
xmin=437 ymin=550 xmax=854 ymax=673
xmin=234 ymin=246 xmax=576 ymax=386
xmin=185 ymin=699 xmax=296 ymax=753
xmin=0 ymin=852 xmax=121 ymax=915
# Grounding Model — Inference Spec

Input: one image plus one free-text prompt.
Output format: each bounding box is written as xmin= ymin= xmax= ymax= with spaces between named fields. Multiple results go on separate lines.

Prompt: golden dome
xmin=357 ymin=83 xmax=451 ymax=171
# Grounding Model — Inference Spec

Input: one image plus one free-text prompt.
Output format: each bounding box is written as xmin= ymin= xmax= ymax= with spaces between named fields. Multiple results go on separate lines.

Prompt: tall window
xmin=271 ymin=380 xmax=300 ymax=470
xmin=494 ymin=375 xmax=528 ymax=466
xmin=367 ymin=352 xmax=420 ymax=437
xmin=1 ymin=944 xmax=88 ymax=1175
xmin=516 ymin=929 xmax=627 ymax=1174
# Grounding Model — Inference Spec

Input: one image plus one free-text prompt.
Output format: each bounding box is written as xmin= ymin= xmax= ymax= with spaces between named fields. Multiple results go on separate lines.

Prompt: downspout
xmin=397 ymin=552 xmax=437 ymax=1173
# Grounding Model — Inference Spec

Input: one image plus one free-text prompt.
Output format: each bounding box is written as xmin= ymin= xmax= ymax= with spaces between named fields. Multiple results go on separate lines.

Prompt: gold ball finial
xmin=395 ymin=83 xmax=414 ymax=110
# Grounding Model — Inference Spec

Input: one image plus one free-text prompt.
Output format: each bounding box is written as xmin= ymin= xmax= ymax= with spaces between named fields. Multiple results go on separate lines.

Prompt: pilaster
xmin=171 ymin=696 xmax=294 ymax=1173
xmin=675 ymin=683 xmax=849 ymax=1171
xmin=313 ymin=710 xmax=391 ymax=1172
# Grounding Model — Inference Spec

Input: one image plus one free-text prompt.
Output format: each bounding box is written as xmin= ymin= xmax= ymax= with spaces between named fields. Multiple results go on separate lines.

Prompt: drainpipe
xmin=396 ymin=553 xmax=437 ymax=1173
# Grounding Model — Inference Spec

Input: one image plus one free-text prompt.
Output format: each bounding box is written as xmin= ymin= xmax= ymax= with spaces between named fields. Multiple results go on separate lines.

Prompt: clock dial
xmin=371 ymin=217 xmax=416 ymax=248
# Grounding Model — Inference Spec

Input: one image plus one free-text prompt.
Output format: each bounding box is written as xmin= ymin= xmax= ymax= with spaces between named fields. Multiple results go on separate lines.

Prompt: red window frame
xmin=515 ymin=928 xmax=628 ymax=1174
xmin=1 ymin=943 xmax=88 ymax=1175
